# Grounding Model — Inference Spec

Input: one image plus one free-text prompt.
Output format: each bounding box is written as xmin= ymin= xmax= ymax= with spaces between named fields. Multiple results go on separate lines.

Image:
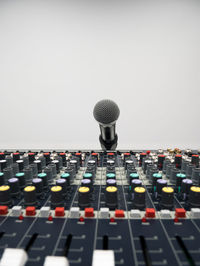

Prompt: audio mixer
xmin=0 ymin=149 xmax=200 ymax=266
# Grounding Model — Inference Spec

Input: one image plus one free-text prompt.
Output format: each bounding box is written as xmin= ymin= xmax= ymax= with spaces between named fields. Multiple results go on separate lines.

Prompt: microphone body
xmin=93 ymin=99 xmax=120 ymax=151
xmin=99 ymin=122 xmax=118 ymax=150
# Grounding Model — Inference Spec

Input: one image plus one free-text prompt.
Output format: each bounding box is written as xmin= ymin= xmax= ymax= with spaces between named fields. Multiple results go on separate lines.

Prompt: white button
xmin=43 ymin=256 xmax=69 ymax=266
xmin=70 ymin=207 xmax=80 ymax=218
xmin=92 ymin=250 xmax=114 ymax=266
xmin=130 ymin=209 xmax=141 ymax=218
xmin=40 ymin=207 xmax=50 ymax=217
xmin=191 ymin=208 xmax=200 ymax=218
xmin=0 ymin=248 xmax=28 ymax=266
xmin=160 ymin=210 xmax=171 ymax=218
xmin=12 ymin=206 xmax=22 ymax=217
xmin=100 ymin=208 xmax=109 ymax=218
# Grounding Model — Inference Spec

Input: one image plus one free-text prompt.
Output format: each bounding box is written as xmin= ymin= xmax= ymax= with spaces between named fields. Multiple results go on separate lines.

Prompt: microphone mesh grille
xmin=93 ymin=99 xmax=120 ymax=124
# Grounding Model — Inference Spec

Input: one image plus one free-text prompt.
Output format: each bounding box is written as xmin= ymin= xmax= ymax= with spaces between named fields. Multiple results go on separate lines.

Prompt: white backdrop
xmin=0 ymin=0 xmax=200 ymax=150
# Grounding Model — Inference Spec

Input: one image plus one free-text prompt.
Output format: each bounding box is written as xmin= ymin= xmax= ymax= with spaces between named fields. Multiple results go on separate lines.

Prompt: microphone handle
xmin=99 ymin=123 xmax=118 ymax=150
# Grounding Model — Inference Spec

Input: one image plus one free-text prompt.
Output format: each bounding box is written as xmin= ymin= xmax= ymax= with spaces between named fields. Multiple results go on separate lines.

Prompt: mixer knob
xmin=52 ymin=160 xmax=60 ymax=173
xmin=3 ymin=167 xmax=13 ymax=182
xmin=176 ymin=173 xmax=186 ymax=189
xmin=191 ymin=154 xmax=199 ymax=167
xmin=107 ymin=160 xmax=115 ymax=167
xmin=125 ymin=160 xmax=134 ymax=170
xmin=28 ymin=152 xmax=35 ymax=164
xmin=44 ymin=166 xmax=54 ymax=183
xmin=0 ymin=185 xmax=11 ymax=205
xmin=49 ymin=163 xmax=57 ymax=178
xmin=43 ymin=152 xmax=51 ymax=165
xmin=24 ymin=186 xmax=37 ymax=206
xmin=34 ymin=160 xmax=42 ymax=173
xmin=142 ymin=159 xmax=152 ymax=173
xmin=38 ymin=173 xmax=48 ymax=189
xmin=29 ymin=163 xmax=38 ymax=177
xmin=139 ymin=153 xmax=146 ymax=166
xmin=0 ymin=152 xmax=5 ymax=160
xmin=156 ymin=179 xmax=168 ymax=196
xmin=8 ymin=178 xmax=20 ymax=197
xmin=5 ymin=155 xmax=13 ymax=167
xmin=131 ymin=179 xmax=142 ymax=193
xmin=181 ymin=179 xmax=193 ymax=195
xmin=56 ymin=179 xmax=67 ymax=197
xmin=78 ymin=186 xmax=90 ymax=208
xmin=161 ymin=187 xmax=174 ymax=209
xmin=24 ymin=166 xmax=33 ymax=183
xmin=106 ymin=179 xmax=116 ymax=187
xmin=129 ymin=173 xmax=139 ymax=185
xmin=83 ymin=172 xmax=93 ymax=182
xmin=61 ymin=173 xmax=71 ymax=186
xmin=0 ymin=172 xmax=5 ymax=185
xmin=133 ymin=187 xmax=146 ymax=210
xmin=189 ymin=186 xmax=200 ymax=208
xmin=186 ymin=163 xmax=194 ymax=179
xmin=15 ymin=172 xmax=26 ymax=189
xmin=16 ymin=160 xmax=24 ymax=172
xmin=51 ymin=186 xmax=63 ymax=208
xmin=0 ymin=160 xmax=7 ymax=172
xmin=175 ymin=154 xmax=182 ymax=169
xmin=13 ymin=152 xmax=20 ymax=162
xmin=32 ymin=178 xmax=43 ymax=197
xmin=157 ymin=154 xmax=165 ymax=170
xmin=106 ymin=173 xmax=116 ymax=180
xmin=152 ymin=173 xmax=162 ymax=188
xmin=191 ymin=168 xmax=200 ymax=185
xmin=169 ymin=167 xmax=179 ymax=185
xmin=105 ymin=186 xmax=118 ymax=209
xmin=81 ymin=179 xmax=92 ymax=191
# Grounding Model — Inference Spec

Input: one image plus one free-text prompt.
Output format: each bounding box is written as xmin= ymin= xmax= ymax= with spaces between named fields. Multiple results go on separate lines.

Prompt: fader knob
xmin=105 ymin=186 xmax=118 ymax=209
xmin=0 ymin=185 xmax=11 ymax=205
xmin=189 ymin=186 xmax=200 ymax=208
xmin=133 ymin=187 xmax=146 ymax=210
xmin=161 ymin=187 xmax=174 ymax=209
xmin=78 ymin=186 xmax=90 ymax=208
xmin=51 ymin=186 xmax=63 ymax=208
xmin=24 ymin=186 xmax=37 ymax=206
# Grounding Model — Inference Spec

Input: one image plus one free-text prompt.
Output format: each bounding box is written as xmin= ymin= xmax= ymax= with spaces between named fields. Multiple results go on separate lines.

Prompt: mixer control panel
xmin=0 ymin=149 xmax=200 ymax=266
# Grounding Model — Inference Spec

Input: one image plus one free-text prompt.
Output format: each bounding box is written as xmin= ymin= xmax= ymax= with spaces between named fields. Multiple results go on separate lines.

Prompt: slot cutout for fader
xmin=63 ymin=234 xmax=73 ymax=257
xmin=103 ymin=235 xmax=109 ymax=250
xmin=176 ymin=235 xmax=196 ymax=266
xmin=25 ymin=233 xmax=38 ymax=252
xmin=139 ymin=235 xmax=152 ymax=266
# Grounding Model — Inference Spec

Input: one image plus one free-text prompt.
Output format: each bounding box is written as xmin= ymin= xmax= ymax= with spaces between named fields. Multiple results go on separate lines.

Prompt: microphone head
xmin=93 ymin=99 xmax=120 ymax=124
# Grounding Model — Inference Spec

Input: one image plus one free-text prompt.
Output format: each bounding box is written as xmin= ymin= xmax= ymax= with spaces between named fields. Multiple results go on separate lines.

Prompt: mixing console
xmin=0 ymin=149 xmax=200 ymax=266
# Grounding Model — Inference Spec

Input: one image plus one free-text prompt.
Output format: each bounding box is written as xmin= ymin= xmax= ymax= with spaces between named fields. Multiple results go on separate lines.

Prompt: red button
xmin=115 ymin=210 xmax=125 ymax=218
xmin=145 ymin=208 xmax=155 ymax=218
xmin=75 ymin=153 xmax=81 ymax=156
xmin=175 ymin=208 xmax=186 ymax=218
xmin=124 ymin=153 xmax=130 ymax=156
xmin=26 ymin=206 xmax=36 ymax=216
xmin=0 ymin=206 xmax=8 ymax=215
xmin=92 ymin=153 xmax=98 ymax=156
xmin=55 ymin=207 xmax=65 ymax=217
xmin=146 ymin=150 xmax=151 ymax=155
xmin=108 ymin=153 xmax=114 ymax=156
xmin=85 ymin=208 xmax=94 ymax=217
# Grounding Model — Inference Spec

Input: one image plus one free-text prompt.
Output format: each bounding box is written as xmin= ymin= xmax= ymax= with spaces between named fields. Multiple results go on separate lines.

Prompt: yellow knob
xmin=0 ymin=185 xmax=10 ymax=192
xmin=24 ymin=186 xmax=35 ymax=192
xmin=134 ymin=187 xmax=145 ymax=193
xmin=162 ymin=187 xmax=174 ymax=193
xmin=106 ymin=186 xmax=117 ymax=193
xmin=51 ymin=186 xmax=62 ymax=192
xmin=79 ymin=186 xmax=90 ymax=193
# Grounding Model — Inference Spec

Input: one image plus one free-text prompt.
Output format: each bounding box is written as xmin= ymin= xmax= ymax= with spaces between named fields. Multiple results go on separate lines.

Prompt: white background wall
xmin=0 ymin=0 xmax=199 ymax=150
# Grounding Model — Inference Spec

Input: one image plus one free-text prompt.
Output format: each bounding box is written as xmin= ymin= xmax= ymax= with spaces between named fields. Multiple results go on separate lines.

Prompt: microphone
xmin=93 ymin=99 xmax=120 ymax=150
